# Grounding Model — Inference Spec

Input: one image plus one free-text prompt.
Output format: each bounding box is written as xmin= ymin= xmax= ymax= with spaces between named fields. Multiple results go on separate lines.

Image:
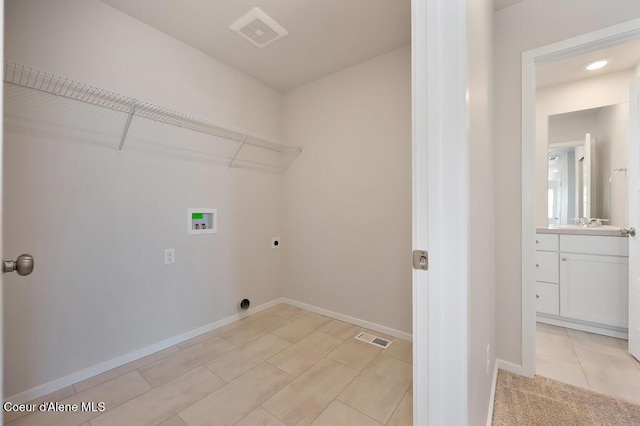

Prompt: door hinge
xmin=413 ymin=250 xmax=428 ymax=271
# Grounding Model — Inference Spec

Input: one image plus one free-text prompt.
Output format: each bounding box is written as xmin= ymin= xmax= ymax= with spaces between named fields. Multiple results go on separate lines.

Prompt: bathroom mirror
xmin=547 ymin=104 xmax=629 ymax=226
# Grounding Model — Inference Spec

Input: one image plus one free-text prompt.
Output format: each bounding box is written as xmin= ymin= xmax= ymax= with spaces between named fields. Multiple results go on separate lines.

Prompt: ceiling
xmin=100 ymin=0 xmax=411 ymax=92
xmin=537 ymin=39 xmax=640 ymax=88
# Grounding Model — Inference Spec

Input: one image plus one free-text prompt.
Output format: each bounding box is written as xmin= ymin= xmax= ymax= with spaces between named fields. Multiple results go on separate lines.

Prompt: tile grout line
xmin=537 ymin=327 xmax=592 ymax=390
xmin=316 ymin=350 xmax=380 ymax=424
xmin=91 ymin=358 xmax=231 ymax=422
xmin=342 ymin=396 xmax=389 ymax=425
xmin=265 ymin=330 xmax=344 ymax=376
xmin=570 ymin=338 xmax=594 ymax=391
xmin=262 ymin=331 xmax=340 ymax=380
xmin=180 ymin=361 xmax=295 ymax=425
xmin=384 ymin=386 xmax=412 ymax=426
xmin=259 ymin=329 xmax=366 ymax=425
xmin=337 ymin=352 xmax=411 ymax=424
xmin=72 ymin=344 xmax=183 ymax=394
xmin=260 ymin=402 xmax=286 ymax=424
xmin=140 ymin=341 xmax=239 ymax=388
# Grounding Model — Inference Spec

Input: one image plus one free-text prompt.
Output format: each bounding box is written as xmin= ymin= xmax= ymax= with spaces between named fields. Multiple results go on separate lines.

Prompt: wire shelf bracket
xmin=3 ymin=62 xmax=302 ymax=167
xmin=229 ymin=133 xmax=248 ymax=167
xmin=119 ymin=99 xmax=137 ymax=152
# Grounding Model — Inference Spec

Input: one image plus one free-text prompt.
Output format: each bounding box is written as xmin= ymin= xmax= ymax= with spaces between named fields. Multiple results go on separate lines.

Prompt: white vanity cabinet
xmin=536 ymin=231 xmax=629 ymax=337
xmin=559 ymin=235 xmax=628 ymax=329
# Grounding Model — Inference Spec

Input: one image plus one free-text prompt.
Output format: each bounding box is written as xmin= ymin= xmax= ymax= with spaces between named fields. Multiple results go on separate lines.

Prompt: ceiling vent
xmin=229 ymin=7 xmax=288 ymax=49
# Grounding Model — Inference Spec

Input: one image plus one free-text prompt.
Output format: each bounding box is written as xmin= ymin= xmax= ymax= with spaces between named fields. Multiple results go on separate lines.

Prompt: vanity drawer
xmin=536 ymin=233 xmax=558 ymax=252
xmin=560 ymin=235 xmax=628 ymax=257
xmin=536 ymin=251 xmax=559 ymax=283
xmin=536 ymin=282 xmax=559 ymax=315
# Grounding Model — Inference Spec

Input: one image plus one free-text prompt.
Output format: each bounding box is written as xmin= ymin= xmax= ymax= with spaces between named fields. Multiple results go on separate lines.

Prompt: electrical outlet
xmin=271 ymin=237 xmax=281 ymax=249
xmin=165 ymin=248 xmax=175 ymax=265
xmin=486 ymin=344 xmax=490 ymax=375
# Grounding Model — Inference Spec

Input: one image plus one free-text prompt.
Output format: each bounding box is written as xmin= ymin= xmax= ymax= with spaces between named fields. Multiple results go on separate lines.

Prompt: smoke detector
xmin=229 ymin=7 xmax=288 ymax=49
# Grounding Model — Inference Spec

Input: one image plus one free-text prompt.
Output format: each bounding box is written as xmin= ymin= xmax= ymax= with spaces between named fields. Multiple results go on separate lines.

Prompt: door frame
xmin=629 ymin=77 xmax=640 ymax=361
xmin=412 ymin=0 xmax=469 ymax=423
xmin=1 ymin=0 xmax=5 ymax=418
xmin=521 ymin=18 xmax=640 ymax=378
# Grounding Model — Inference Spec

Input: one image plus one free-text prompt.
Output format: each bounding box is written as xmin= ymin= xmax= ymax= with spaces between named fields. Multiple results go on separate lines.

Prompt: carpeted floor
xmin=492 ymin=370 xmax=640 ymax=426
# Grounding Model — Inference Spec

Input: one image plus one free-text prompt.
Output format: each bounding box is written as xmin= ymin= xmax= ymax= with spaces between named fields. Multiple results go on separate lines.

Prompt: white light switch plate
xmin=165 ymin=248 xmax=175 ymax=264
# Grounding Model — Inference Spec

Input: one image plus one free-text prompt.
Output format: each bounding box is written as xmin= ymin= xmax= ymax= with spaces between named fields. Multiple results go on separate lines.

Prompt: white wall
xmin=282 ymin=47 xmax=412 ymax=334
xmin=548 ymin=110 xmax=600 ymax=143
xmin=598 ymin=103 xmax=630 ymax=226
xmin=536 ymin=70 xmax=634 ymax=227
xmin=494 ymin=1 xmax=640 ymax=366
xmin=467 ymin=0 xmax=496 ymax=423
xmin=3 ymin=0 xmax=284 ymax=398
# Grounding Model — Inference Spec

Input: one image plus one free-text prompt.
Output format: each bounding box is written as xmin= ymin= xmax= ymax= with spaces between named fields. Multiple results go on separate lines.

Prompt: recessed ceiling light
xmin=585 ymin=59 xmax=609 ymax=71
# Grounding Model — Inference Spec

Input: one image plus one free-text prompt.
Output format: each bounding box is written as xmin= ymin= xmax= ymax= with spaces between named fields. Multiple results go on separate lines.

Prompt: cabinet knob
xmin=536 ymin=294 xmax=540 ymax=299
xmin=536 ymin=240 xmax=539 ymax=244
xmin=561 ymin=257 xmax=567 ymax=261
xmin=536 ymin=263 xmax=539 ymax=268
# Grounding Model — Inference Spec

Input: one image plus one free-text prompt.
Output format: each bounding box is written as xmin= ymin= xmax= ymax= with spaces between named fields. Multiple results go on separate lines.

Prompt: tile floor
xmin=536 ymin=322 xmax=640 ymax=405
xmin=5 ymin=304 xmax=413 ymax=426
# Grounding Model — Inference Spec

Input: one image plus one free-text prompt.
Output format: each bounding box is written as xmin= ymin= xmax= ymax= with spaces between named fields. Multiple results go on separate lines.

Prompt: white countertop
xmin=537 ymin=225 xmax=628 ymax=237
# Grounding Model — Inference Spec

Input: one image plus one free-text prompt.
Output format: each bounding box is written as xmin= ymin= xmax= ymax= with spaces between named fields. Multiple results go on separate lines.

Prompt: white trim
xmin=521 ymin=18 xmax=640 ymax=380
xmin=5 ymin=297 xmax=285 ymax=404
xmin=486 ymin=362 xmax=499 ymax=426
xmin=496 ymin=359 xmax=523 ymax=376
xmin=411 ymin=0 xmax=429 ymax=424
xmin=522 ymin=42 xmax=537 ymax=379
xmin=0 ymin=0 xmax=5 ymax=418
xmin=420 ymin=0 xmax=470 ymax=424
xmin=281 ymin=298 xmax=412 ymax=342
xmin=537 ymin=316 xmax=629 ymax=339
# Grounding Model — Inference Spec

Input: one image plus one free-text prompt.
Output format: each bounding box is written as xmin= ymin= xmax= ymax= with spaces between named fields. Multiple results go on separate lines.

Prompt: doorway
xmin=522 ymin=18 xmax=640 ymax=402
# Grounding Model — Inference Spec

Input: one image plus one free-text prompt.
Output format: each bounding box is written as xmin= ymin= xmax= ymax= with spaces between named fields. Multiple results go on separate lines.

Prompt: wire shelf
xmin=3 ymin=62 xmax=302 ymax=168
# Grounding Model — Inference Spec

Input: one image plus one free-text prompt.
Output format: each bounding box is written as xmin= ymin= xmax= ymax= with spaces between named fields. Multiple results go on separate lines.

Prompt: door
xmin=412 ymin=1 xmax=429 ymax=423
xmin=413 ymin=0 xmax=468 ymax=424
xmin=560 ymin=252 xmax=628 ymax=328
xmin=630 ymin=77 xmax=640 ymax=362
xmin=1 ymin=11 xmax=5 ymax=419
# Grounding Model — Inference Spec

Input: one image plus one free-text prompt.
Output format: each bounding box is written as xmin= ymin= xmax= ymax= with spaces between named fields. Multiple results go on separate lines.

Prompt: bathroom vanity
xmin=536 ymin=226 xmax=629 ymax=338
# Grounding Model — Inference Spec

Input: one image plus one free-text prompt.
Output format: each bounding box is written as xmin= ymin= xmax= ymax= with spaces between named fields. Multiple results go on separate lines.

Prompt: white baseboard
xmin=486 ymin=361 xmax=499 ymax=426
xmin=282 ymin=298 xmax=412 ymax=342
xmin=5 ymin=297 xmax=285 ymax=404
xmin=495 ymin=359 xmax=523 ymax=376
xmin=536 ymin=316 xmax=628 ymax=339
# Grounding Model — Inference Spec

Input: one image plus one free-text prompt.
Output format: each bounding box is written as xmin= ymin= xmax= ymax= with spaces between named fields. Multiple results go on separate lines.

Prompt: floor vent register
xmin=355 ymin=332 xmax=392 ymax=349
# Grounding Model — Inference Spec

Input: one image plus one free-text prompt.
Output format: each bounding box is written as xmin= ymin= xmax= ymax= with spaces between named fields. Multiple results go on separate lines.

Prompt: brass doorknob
xmin=3 ymin=254 xmax=34 ymax=276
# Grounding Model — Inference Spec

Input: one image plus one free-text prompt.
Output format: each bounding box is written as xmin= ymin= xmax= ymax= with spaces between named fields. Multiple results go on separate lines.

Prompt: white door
xmin=413 ymin=0 xmax=468 ymax=424
xmin=412 ymin=1 xmax=429 ymax=423
xmin=629 ymin=78 xmax=640 ymax=362
xmin=1 ymin=9 xmax=5 ymax=419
